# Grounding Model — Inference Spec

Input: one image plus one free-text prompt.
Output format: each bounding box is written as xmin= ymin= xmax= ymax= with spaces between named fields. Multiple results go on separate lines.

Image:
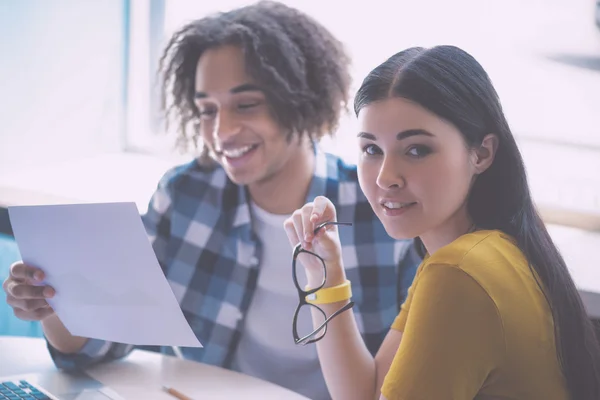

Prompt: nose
xmin=213 ymin=110 xmax=241 ymax=149
xmin=375 ymin=156 xmax=405 ymax=190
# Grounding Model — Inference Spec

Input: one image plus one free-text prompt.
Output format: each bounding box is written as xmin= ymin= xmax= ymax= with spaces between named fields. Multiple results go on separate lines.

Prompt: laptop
xmin=0 ymin=370 xmax=124 ymax=400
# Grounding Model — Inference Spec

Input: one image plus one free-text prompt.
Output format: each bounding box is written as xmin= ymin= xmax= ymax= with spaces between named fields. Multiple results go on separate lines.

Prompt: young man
xmin=2 ymin=2 xmax=419 ymax=399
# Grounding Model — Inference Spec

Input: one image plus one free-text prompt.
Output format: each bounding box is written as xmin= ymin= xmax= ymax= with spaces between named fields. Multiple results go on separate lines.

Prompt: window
xmin=125 ymin=0 xmax=600 ymax=225
xmin=0 ymin=0 xmax=128 ymax=172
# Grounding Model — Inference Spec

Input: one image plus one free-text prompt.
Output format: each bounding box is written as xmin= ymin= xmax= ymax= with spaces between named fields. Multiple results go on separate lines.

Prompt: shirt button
xmin=249 ymin=256 xmax=259 ymax=266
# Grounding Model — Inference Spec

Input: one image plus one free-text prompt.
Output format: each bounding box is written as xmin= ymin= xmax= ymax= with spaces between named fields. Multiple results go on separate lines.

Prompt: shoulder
xmin=412 ymin=262 xmax=501 ymax=323
xmin=419 ymin=230 xmax=526 ymax=310
xmin=156 ymin=158 xmax=229 ymax=195
xmin=425 ymin=230 xmax=522 ymax=270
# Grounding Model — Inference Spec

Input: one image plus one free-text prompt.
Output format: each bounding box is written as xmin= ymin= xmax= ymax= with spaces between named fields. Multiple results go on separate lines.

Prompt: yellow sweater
xmin=381 ymin=230 xmax=569 ymax=400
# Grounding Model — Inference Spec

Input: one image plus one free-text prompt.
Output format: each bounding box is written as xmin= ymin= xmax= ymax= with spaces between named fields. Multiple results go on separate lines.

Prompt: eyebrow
xmin=357 ymin=129 xmax=434 ymax=141
xmin=194 ymin=83 xmax=264 ymax=99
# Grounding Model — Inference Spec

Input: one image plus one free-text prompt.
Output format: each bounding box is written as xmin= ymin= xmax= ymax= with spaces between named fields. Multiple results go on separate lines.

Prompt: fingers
xmin=10 ymin=262 xmax=45 ymax=282
xmin=3 ymin=262 xmax=55 ymax=322
xmin=6 ymin=287 xmax=55 ymax=322
xmin=6 ymin=294 xmax=50 ymax=312
xmin=302 ymin=206 xmax=315 ymax=242
xmin=284 ymin=202 xmax=316 ymax=250
xmin=4 ymin=279 xmax=55 ymax=299
xmin=284 ymin=216 xmax=301 ymax=249
xmin=292 ymin=209 xmax=309 ymax=250
xmin=13 ymin=306 xmax=55 ymax=322
xmin=311 ymin=196 xmax=336 ymax=224
xmin=283 ymin=196 xmax=337 ymax=250
xmin=310 ymin=196 xmax=328 ymax=222
xmin=310 ymin=196 xmax=339 ymax=238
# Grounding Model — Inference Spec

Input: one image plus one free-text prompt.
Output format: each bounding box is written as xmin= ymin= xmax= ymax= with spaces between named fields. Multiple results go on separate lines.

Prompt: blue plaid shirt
xmin=47 ymin=149 xmax=420 ymax=370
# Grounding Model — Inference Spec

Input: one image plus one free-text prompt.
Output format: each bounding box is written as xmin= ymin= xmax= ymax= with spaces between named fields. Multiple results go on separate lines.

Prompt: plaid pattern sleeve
xmin=46 ymin=338 xmax=134 ymax=371
xmin=46 ymin=165 xmax=185 ymax=370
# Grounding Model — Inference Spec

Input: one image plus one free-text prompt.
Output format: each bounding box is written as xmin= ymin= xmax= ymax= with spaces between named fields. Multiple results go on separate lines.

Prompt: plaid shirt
xmin=47 ymin=149 xmax=419 ymax=370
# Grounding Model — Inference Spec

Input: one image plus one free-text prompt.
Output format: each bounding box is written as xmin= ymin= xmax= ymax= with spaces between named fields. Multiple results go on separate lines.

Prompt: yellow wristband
xmin=305 ymin=280 xmax=352 ymax=305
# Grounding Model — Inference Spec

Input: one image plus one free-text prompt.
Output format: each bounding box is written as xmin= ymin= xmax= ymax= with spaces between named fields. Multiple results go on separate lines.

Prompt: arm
xmin=306 ymin=267 xmax=402 ymax=400
xmin=42 ymin=314 xmax=88 ymax=353
xmin=284 ymin=196 xmax=408 ymax=399
xmin=305 ymin=256 xmax=420 ymax=400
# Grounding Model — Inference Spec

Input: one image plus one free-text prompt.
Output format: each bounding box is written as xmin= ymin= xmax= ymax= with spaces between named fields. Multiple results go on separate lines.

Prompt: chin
xmin=386 ymin=228 xmax=417 ymax=241
xmin=225 ymin=171 xmax=257 ymax=185
xmin=379 ymin=219 xmax=419 ymax=241
xmin=224 ymin=166 xmax=271 ymax=187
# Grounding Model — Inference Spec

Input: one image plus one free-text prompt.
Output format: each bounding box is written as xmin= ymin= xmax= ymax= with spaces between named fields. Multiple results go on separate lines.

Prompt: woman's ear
xmin=472 ymin=134 xmax=499 ymax=174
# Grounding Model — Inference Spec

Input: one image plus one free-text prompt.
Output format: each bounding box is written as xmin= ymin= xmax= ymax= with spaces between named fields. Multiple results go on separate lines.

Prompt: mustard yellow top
xmin=381 ymin=230 xmax=569 ymax=400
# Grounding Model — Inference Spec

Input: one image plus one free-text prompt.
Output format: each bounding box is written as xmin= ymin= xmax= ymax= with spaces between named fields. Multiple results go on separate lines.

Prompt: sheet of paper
xmin=8 ymin=202 xmax=202 ymax=347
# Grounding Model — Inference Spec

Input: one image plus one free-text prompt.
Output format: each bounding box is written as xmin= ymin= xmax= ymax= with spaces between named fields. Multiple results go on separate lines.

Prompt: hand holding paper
xmin=8 ymin=202 xmax=202 ymax=347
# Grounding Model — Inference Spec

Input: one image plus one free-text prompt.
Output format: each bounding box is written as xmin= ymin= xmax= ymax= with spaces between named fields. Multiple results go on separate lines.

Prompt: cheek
xmin=417 ymin=156 xmax=473 ymax=202
xmin=251 ymin=111 xmax=282 ymax=141
xmin=257 ymin=124 xmax=289 ymax=154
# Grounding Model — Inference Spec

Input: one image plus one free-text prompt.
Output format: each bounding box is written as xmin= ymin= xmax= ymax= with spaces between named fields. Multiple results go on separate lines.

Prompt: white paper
xmin=8 ymin=202 xmax=202 ymax=347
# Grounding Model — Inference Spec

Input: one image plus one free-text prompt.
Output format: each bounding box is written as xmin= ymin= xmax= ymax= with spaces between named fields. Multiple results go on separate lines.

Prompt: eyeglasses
xmin=292 ymin=221 xmax=354 ymax=345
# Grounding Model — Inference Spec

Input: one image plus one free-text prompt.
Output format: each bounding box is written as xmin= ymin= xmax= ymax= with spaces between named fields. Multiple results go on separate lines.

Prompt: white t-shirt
xmin=232 ymin=201 xmax=329 ymax=400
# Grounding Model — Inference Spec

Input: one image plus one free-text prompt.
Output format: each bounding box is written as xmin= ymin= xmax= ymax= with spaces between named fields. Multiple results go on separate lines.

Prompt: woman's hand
xmin=283 ymin=196 xmax=346 ymax=287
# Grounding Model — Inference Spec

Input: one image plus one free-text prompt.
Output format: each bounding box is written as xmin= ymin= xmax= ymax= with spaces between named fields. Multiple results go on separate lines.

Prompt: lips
xmin=379 ymin=200 xmax=417 ymax=217
xmin=380 ymin=201 xmax=417 ymax=209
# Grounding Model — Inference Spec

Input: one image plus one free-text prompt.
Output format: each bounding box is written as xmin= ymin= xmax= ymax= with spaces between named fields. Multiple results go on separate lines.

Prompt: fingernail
xmin=43 ymin=287 xmax=54 ymax=298
xmin=310 ymin=214 xmax=318 ymax=221
xmin=34 ymin=272 xmax=44 ymax=282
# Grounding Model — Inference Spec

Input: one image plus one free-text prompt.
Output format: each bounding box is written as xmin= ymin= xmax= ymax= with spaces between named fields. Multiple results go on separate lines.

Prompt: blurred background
xmin=1 ymin=0 xmax=599 ymax=336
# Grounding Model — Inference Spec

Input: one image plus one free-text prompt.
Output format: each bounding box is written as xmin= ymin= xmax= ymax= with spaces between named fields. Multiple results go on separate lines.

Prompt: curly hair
xmin=159 ymin=1 xmax=352 ymax=162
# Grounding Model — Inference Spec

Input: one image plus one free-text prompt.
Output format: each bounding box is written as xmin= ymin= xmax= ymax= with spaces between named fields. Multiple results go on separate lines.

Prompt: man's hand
xmin=3 ymin=261 xmax=56 ymax=321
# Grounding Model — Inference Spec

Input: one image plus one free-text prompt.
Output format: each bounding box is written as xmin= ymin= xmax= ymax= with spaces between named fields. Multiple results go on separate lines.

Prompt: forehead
xmin=195 ymin=45 xmax=253 ymax=94
xmin=358 ymin=98 xmax=435 ymax=131
xmin=358 ymin=97 xmax=430 ymax=130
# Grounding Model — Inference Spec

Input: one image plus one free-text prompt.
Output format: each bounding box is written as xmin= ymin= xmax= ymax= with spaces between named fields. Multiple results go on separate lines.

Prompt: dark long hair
xmin=354 ymin=45 xmax=600 ymax=399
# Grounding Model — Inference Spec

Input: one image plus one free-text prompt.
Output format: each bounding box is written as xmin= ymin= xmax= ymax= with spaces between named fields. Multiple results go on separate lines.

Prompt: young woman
xmin=284 ymin=45 xmax=600 ymax=399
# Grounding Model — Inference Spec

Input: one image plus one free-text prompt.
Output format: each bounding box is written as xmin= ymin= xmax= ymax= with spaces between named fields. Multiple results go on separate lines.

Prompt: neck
xmin=420 ymin=204 xmax=474 ymax=255
xmin=248 ymin=138 xmax=315 ymax=215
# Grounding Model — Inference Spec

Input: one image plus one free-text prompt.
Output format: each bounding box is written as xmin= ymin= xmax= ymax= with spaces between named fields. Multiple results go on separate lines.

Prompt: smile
xmin=220 ymin=144 xmax=259 ymax=159
xmin=382 ymin=201 xmax=416 ymax=209
xmin=380 ymin=201 xmax=417 ymax=216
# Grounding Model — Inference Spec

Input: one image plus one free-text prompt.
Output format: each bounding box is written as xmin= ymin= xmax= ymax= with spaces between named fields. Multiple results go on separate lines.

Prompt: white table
xmin=0 ymin=336 xmax=309 ymax=399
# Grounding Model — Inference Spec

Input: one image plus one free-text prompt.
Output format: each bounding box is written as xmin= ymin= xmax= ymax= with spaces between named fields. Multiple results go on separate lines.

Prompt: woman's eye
xmin=362 ymin=144 xmax=382 ymax=156
xmin=407 ymin=145 xmax=432 ymax=158
xmin=198 ymin=108 xmax=217 ymax=119
xmin=238 ymin=101 xmax=260 ymax=110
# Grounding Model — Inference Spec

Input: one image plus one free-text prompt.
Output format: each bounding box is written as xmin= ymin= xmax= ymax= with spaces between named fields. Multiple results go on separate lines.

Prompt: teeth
xmin=384 ymin=202 xmax=402 ymax=209
xmin=383 ymin=202 xmax=413 ymax=209
xmin=222 ymin=145 xmax=254 ymax=158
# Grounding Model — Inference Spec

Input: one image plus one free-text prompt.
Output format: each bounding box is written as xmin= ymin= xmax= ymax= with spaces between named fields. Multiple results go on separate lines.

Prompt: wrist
xmin=306 ymin=261 xmax=346 ymax=289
